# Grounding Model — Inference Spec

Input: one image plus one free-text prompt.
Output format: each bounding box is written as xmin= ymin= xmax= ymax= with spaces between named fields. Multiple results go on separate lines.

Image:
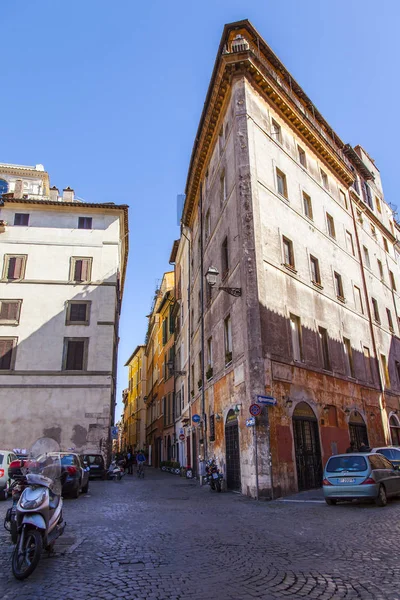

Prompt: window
xmin=354 ymin=286 xmax=363 ymax=313
xmin=271 ymin=119 xmax=281 ymax=143
xmin=343 ymin=338 xmax=354 ymax=378
xmin=363 ymin=246 xmax=370 ymax=268
xmin=205 ymin=210 xmax=210 ymax=241
xmin=70 ymin=257 xmax=92 ymax=283
xmin=376 ymin=196 xmax=382 ymax=213
xmin=326 ymin=213 xmax=335 ymax=239
xmin=383 ymin=237 xmax=389 ymax=253
xmin=14 ymin=213 xmax=29 ymax=226
xmin=370 ymin=223 xmax=376 ymax=238
xmin=303 ymin=192 xmax=313 ymax=220
xmin=198 ymin=290 xmax=201 ymax=321
xmin=357 ymin=209 xmax=363 ymax=224
xmin=377 ymin=259 xmax=384 ymax=280
xmin=389 ymin=270 xmax=396 ymax=291
xmin=63 ymin=338 xmax=88 ymax=371
xmin=386 ymin=308 xmax=394 ymax=332
xmin=346 ymin=231 xmax=355 ymax=255
xmin=220 ymin=172 xmax=227 ymax=205
xmin=298 ymin=146 xmax=307 ymax=168
xmin=364 ymin=347 xmax=372 ymax=382
xmin=290 ymin=314 xmax=302 ymax=362
xmin=198 ymin=352 xmax=202 ymax=388
xmin=321 ymin=169 xmax=329 ymax=190
xmin=364 ymin=182 xmax=373 ymax=209
xmin=3 ymin=255 xmax=27 ymax=280
xmin=0 ymin=300 xmax=22 ymax=325
xmin=221 ymin=237 xmax=229 ymax=276
xmin=390 ymin=416 xmax=400 ymax=446
xmin=78 ymin=217 xmax=92 ymax=230
xmin=162 ymin=318 xmax=168 ymax=345
xmin=207 ymin=337 xmax=213 ymax=367
xmin=209 ymin=414 xmax=215 ymax=442
xmin=224 ymin=315 xmax=232 ymax=364
xmin=282 ymin=236 xmax=295 ymax=269
xmin=339 ymin=190 xmax=348 ymax=210
xmin=372 ymin=297 xmax=380 ymax=323
xmin=334 ymin=272 xmax=344 ymax=299
xmin=206 ymin=280 xmax=212 ymax=306
xmin=0 ymin=337 xmax=17 ymax=370
xmin=381 ymin=354 xmax=390 ymax=388
xmin=66 ymin=301 xmax=91 ymax=325
xmin=310 ymin=255 xmax=321 ymax=285
xmin=276 ymin=168 xmax=288 ymax=199
xmin=318 ymin=327 xmax=330 ymax=370
xmin=219 ymin=126 xmax=224 ymax=153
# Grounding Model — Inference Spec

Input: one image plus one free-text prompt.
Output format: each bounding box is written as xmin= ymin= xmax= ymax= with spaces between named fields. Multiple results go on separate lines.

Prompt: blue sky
xmin=2 ymin=1 xmax=399 ymax=419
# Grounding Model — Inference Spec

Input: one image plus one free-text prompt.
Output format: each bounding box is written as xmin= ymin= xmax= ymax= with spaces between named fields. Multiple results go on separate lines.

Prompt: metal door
xmin=293 ymin=416 xmax=323 ymax=491
xmin=225 ymin=411 xmax=241 ymax=491
xmin=349 ymin=423 xmax=369 ymax=450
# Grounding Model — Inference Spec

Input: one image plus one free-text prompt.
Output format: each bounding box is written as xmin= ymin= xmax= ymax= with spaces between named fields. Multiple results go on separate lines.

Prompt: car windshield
xmin=377 ymin=448 xmax=393 ymax=459
xmin=60 ymin=455 xmax=75 ymax=466
xmin=326 ymin=456 xmax=368 ymax=473
xmin=85 ymin=455 xmax=103 ymax=465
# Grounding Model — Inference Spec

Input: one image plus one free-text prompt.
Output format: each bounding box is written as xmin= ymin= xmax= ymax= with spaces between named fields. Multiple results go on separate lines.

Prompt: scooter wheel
xmin=12 ymin=529 xmax=42 ymax=580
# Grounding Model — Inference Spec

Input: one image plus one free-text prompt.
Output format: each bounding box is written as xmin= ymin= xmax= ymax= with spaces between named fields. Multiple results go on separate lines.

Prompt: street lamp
xmin=166 ymin=359 xmax=186 ymax=377
xmin=205 ymin=266 xmax=242 ymax=297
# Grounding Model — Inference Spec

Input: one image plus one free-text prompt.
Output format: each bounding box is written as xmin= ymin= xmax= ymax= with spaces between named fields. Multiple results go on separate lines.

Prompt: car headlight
xmin=20 ymin=489 xmax=46 ymax=509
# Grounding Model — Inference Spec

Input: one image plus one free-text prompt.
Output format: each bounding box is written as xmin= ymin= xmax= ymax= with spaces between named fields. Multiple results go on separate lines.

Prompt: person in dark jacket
xmin=346 ymin=441 xmax=357 ymax=453
xmin=359 ymin=442 xmax=370 ymax=452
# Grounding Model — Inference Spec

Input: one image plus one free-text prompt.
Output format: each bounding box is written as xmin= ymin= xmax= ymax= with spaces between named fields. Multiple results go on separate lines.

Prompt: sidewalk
xmin=276 ymin=487 xmax=324 ymax=503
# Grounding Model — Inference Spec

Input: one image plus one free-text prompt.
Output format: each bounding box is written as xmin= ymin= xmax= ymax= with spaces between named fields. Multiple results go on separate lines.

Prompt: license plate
xmin=212 ymin=473 xmax=219 ymax=479
xmin=338 ymin=478 xmax=356 ymax=483
xmin=91 ymin=465 xmax=98 ymax=468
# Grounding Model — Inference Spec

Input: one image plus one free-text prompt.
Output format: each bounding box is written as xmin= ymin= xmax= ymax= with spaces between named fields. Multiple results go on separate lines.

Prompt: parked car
xmin=0 ymin=450 xmax=18 ymax=500
xmin=323 ymin=453 xmax=400 ymax=506
xmin=371 ymin=447 xmax=400 ymax=469
xmin=48 ymin=452 xmax=90 ymax=498
xmin=83 ymin=454 xmax=106 ymax=479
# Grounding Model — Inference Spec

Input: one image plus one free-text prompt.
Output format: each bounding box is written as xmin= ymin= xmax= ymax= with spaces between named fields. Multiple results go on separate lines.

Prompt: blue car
xmin=323 ymin=453 xmax=400 ymax=506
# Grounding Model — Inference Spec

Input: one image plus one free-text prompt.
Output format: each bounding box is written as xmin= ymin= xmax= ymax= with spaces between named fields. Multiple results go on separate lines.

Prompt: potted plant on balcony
xmin=198 ymin=378 xmax=203 ymax=390
xmin=206 ymin=364 xmax=213 ymax=380
xmin=225 ymin=351 xmax=232 ymax=365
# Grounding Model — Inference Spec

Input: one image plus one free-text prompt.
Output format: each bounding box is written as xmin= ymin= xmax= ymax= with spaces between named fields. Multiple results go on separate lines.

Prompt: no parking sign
xmin=249 ymin=403 xmax=262 ymax=417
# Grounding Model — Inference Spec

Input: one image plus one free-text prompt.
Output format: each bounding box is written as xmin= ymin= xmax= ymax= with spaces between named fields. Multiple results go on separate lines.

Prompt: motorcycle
xmin=107 ymin=459 xmax=126 ymax=481
xmin=6 ymin=437 xmax=66 ymax=580
xmin=205 ymin=458 xmax=223 ymax=492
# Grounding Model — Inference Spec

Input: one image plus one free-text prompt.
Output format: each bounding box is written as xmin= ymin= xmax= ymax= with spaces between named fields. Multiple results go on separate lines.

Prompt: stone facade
xmin=0 ymin=167 xmax=128 ymax=458
xmin=179 ymin=20 xmax=400 ymax=498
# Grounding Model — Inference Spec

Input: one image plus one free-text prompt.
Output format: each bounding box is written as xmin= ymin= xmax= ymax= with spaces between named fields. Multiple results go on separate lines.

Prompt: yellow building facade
xmin=124 ymin=345 xmax=147 ymax=452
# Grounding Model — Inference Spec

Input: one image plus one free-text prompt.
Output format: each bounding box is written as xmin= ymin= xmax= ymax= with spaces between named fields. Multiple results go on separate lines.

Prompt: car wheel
xmin=72 ymin=482 xmax=80 ymax=499
xmin=325 ymin=498 xmax=337 ymax=506
xmin=81 ymin=480 xmax=89 ymax=494
xmin=375 ymin=485 xmax=387 ymax=507
xmin=0 ymin=488 xmax=8 ymax=501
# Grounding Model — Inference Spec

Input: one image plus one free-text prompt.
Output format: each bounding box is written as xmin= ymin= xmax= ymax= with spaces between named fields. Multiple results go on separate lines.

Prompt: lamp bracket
xmin=219 ymin=287 xmax=242 ymax=297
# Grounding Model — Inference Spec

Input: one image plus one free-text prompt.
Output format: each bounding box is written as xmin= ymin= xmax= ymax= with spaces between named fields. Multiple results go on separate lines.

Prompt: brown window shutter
xmin=0 ymin=339 xmax=13 ymax=369
xmin=66 ymin=340 xmax=84 ymax=370
xmin=13 ymin=257 xmax=23 ymax=279
xmin=81 ymin=259 xmax=89 ymax=282
xmin=70 ymin=303 xmax=87 ymax=322
xmin=1 ymin=302 xmax=18 ymax=321
xmin=74 ymin=260 xmax=83 ymax=281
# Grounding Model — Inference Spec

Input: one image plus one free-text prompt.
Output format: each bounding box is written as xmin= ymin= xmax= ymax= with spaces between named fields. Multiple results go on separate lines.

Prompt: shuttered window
xmin=3 ymin=255 xmax=27 ymax=280
xmin=78 ymin=217 xmax=92 ymax=229
xmin=66 ymin=301 xmax=91 ymax=325
xmin=0 ymin=338 xmax=16 ymax=370
xmin=0 ymin=300 xmax=22 ymax=324
xmin=71 ymin=257 xmax=92 ymax=282
xmin=14 ymin=213 xmax=29 ymax=226
xmin=64 ymin=338 xmax=88 ymax=371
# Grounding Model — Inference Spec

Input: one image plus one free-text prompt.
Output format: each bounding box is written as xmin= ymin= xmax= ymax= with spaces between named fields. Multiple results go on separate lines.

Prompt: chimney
xmin=14 ymin=179 xmax=24 ymax=198
xmin=49 ymin=186 xmax=59 ymax=202
xmin=62 ymin=187 xmax=74 ymax=202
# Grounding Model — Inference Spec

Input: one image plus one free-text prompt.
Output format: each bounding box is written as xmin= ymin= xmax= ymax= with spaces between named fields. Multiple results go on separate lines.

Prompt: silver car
xmin=323 ymin=453 xmax=400 ymax=506
xmin=0 ymin=450 xmax=18 ymax=500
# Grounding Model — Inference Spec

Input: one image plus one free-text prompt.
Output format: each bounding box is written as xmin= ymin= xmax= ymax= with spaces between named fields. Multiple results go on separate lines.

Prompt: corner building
xmin=181 ymin=20 xmax=400 ymax=497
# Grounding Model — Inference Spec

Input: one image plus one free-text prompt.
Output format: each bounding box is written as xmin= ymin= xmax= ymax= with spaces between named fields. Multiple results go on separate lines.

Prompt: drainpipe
xmin=350 ymin=194 xmax=385 ymax=432
xmin=199 ymin=182 xmax=208 ymax=461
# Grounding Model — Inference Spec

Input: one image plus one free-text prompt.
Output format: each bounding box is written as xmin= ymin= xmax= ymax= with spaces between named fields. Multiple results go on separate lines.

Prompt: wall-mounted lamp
xmin=344 ymin=407 xmax=351 ymax=415
xmin=166 ymin=359 xmax=186 ymax=376
xmin=285 ymin=398 xmax=293 ymax=408
xmin=323 ymin=405 xmax=330 ymax=414
xmin=234 ymin=403 xmax=242 ymax=414
xmin=205 ymin=266 xmax=242 ymax=297
xmin=215 ymin=413 xmax=222 ymax=422
xmin=394 ymin=409 xmax=399 ymax=415
xmin=370 ymin=412 xmax=376 ymax=420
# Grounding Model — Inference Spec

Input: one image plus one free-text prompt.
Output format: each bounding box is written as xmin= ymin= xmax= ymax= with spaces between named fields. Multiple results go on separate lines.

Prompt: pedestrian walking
xmin=127 ymin=450 xmax=133 ymax=474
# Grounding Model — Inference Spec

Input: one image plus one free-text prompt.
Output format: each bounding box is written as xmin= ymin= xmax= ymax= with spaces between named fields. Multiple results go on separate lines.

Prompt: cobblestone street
xmin=1 ymin=469 xmax=400 ymax=600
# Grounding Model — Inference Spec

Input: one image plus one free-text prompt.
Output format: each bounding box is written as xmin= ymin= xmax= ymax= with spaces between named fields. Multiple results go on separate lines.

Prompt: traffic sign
xmin=249 ymin=403 xmax=262 ymax=417
xmin=192 ymin=414 xmax=201 ymax=423
xmin=256 ymin=395 xmax=277 ymax=406
xmin=179 ymin=433 xmax=185 ymax=441
xmin=246 ymin=417 xmax=256 ymax=427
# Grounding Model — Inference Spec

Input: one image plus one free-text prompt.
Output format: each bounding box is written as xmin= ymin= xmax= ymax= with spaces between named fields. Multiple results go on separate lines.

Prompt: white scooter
xmin=11 ymin=438 xmax=65 ymax=580
xmin=108 ymin=459 xmax=126 ymax=481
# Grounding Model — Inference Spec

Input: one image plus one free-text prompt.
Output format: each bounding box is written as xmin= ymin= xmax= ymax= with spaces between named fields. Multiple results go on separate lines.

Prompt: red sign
xmin=249 ymin=403 xmax=262 ymax=417
xmin=179 ymin=434 xmax=185 ymax=441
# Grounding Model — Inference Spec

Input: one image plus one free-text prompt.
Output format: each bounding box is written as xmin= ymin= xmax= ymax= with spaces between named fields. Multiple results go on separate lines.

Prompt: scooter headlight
xmin=20 ymin=488 xmax=46 ymax=510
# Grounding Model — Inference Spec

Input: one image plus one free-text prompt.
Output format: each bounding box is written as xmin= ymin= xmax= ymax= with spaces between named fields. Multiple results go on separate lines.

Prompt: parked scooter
xmin=107 ymin=459 xmax=125 ymax=481
xmin=205 ymin=458 xmax=223 ymax=492
xmin=7 ymin=438 xmax=66 ymax=580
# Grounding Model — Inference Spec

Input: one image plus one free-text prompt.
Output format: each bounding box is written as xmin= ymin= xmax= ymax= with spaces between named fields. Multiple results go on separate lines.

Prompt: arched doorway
xmin=293 ymin=402 xmax=322 ymax=491
xmin=225 ymin=410 xmax=241 ymax=491
xmin=390 ymin=415 xmax=400 ymax=445
xmin=349 ymin=411 xmax=368 ymax=449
